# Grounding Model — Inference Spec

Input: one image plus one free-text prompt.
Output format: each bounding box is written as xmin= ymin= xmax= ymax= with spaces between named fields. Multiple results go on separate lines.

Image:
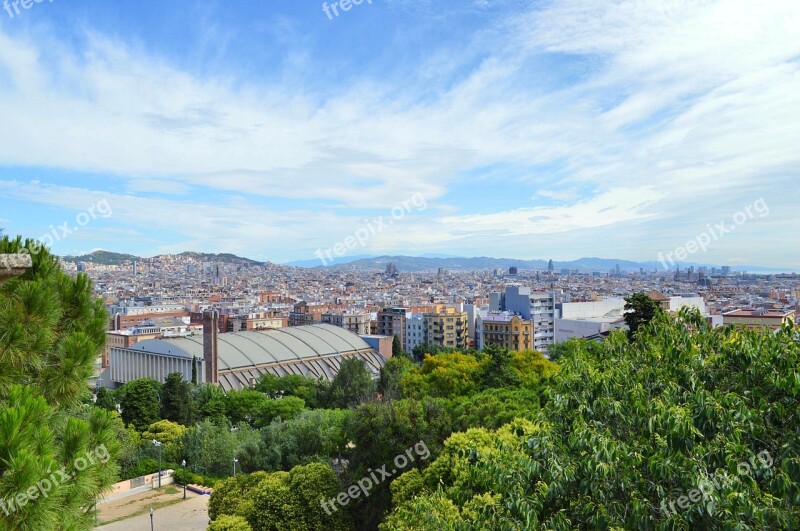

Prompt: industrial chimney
xmin=203 ymin=310 xmax=219 ymax=385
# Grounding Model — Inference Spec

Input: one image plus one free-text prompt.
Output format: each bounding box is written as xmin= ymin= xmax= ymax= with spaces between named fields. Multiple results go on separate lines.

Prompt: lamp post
xmin=152 ymin=440 xmax=162 ymax=489
xmin=181 ymin=459 xmax=187 ymax=499
xmin=233 ymin=457 xmax=238 ymax=477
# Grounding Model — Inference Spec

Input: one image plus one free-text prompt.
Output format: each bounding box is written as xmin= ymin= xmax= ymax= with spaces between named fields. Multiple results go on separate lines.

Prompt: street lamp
xmin=233 ymin=457 xmax=238 ymax=477
xmin=152 ymin=440 xmax=162 ymax=489
xmin=181 ymin=459 xmax=187 ymax=499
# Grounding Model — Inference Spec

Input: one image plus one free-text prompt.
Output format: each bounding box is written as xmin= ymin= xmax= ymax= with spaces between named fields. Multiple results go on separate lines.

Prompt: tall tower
xmin=548 ymin=259 xmax=554 ymax=273
xmin=203 ymin=310 xmax=219 ymax=385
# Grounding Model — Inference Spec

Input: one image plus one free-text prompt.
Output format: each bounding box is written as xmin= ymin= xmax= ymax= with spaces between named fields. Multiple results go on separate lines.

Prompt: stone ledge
xmin=0 ymin=254 xmax=33 ymax=284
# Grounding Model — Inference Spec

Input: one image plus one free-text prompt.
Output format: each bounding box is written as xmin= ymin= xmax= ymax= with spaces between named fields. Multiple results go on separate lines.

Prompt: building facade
xmin=377 ymin=308 xmax=409 ymax=349
xmin=491 ymin=286 xmax=555 ymax=354
xmin=477 ymin=312 xmax=532 ymax=351
xmin=321 ymin=312 xmax=371 ymax=335
xmin=424 ymin=307 xmax=469 ymax=349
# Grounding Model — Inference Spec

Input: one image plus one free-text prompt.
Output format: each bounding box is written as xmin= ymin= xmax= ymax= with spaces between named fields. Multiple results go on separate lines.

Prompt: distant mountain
xmin=285 ymin=254 xmax=374 ymax=268
xmin=62 ymin=250 xmax=138 ymax=265
xmin=176 ymin=252 xmax=264 ymax=266
xmin=62 ymin=250 xmax=265 ymax=266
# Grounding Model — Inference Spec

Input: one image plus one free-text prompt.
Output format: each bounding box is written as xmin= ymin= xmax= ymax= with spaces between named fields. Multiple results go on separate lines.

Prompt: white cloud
xmin=0 ymin=0 xmax=798 ymax=265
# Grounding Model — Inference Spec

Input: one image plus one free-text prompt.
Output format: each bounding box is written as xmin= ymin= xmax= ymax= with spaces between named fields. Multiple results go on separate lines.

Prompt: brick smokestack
xmin=203 ymin=310 xmax=219 ymax=385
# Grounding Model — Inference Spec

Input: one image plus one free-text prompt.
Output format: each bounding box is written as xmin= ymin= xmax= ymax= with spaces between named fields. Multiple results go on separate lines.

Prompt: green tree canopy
xmin=624 ymin=292 xmax=663 ymax=339
xmin=326 ymin=358 xmax=376 ymax=409
xmin=119 ymin=378 xmax=162 ymax=431
xmin=161 ymin=372 xmax=194 ymax=425
xmin=384 ymin=311 xmax=800 ymax=529
xmin=0 ymin=235 xmax=120 ymax=531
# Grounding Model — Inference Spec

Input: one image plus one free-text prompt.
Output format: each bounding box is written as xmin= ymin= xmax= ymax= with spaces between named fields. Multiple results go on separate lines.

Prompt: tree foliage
xmin=327 ymin=358 xmax=376 ymax=409
xmin=624 ymin=292 xmax=663 ymax=340
xmin=0 ymin=235 xmax=120 ymax=531
xmin=384 ymin=311 xmax=800 ymax=529
xmin=209 ymin=464 xmax=350 ymax=531
xmin=161 ymin=372 xmax=194 ymax=425
xmin=118 ymin=378 xmax=161 ymax=431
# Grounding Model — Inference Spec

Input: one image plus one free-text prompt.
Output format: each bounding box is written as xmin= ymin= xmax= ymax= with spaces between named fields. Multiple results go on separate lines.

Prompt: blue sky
xmin=0 ymin=0 xmax=798 ymax=268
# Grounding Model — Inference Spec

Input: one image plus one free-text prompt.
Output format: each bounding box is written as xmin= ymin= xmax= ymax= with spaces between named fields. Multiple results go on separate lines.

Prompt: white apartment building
xmin=490 ymin=286 xmax=555 ymax=355
xmin=405 ymin=314 xmax=426 ymax=352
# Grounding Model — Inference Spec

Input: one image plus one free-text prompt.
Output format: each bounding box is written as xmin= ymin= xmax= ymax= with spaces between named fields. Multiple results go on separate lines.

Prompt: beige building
xmin=478 ymin=313 xmax=532 ymax=351
xmin=321 ymin=312 xmax=371 ymax=335
xmin=722 ymin=309 xmax=795 ymax=330
xmin=424 ymin=307 xmax=469 ymax=349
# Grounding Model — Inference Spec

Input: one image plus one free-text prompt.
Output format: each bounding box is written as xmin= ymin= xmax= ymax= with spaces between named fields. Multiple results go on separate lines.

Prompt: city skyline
xmin=1 ymin=0 xmax=798 ymax=267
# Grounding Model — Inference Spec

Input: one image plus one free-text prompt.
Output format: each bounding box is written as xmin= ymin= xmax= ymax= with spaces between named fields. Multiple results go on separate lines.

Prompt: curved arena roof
xmin=127 ymin=324 xmax=385 ymax=391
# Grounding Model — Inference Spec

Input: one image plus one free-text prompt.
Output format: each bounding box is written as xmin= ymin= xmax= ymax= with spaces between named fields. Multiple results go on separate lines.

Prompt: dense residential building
xmin=476 ymin=312 xmax=532 ymax=351
xmin=405 ymin=313 xmax=426 ymax=352
xmin=424 ymin=307 xmax=469 ymax=349
xmin=289 ymin=301 xmax=321 ymax=326
xmin=377 ymin=307 xmax=409 ymax=349
xmin=321 ymin=311 xmax=371 ymax=335
xmin=491 ymin=286 xmax=555 ymax=354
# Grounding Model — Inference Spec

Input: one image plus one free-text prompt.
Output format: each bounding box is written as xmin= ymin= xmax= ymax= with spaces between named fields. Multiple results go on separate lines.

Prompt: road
xmin=96 ymin=494 xmax=209 ymax=531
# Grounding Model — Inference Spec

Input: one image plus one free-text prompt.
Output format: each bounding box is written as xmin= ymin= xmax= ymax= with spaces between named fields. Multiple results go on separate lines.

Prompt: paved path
xmin=95 ymin=494 xmax=209 ymax=531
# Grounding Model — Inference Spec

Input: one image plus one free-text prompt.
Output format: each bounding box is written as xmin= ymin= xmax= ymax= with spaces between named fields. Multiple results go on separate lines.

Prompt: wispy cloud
xmin=0 ymin=0 xmax=797 ymax=266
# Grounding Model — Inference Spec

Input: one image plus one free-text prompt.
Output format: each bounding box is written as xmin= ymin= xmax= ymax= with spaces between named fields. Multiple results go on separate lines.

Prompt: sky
xmin=0 ymin=0 xmax=798 ymax=268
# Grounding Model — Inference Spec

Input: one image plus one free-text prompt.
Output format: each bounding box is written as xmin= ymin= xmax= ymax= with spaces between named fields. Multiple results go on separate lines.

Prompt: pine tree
xmin=0 ymin=235 xmax=121 ymax=531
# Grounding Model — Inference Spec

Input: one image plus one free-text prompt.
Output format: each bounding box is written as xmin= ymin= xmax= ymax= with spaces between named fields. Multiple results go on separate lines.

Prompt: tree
xmin=384 ymin=313 xmax=800 ymax=529
xmin=255 ymin=373 xmax=330 ymax=409
xmin=208 ymin=515 xmax=253 ymax=531
xmin=327 ymin=358 xmax=375 ymax=409
xmin=0 ymin=235 xmax=120 ymax=531
xmin=392 ymin=335 xmax=403 ymax=358
xmin=162 ymin=372 xmax=194 ymax=425
xmin=224 ymin=389 xmax=269 ymax=426
xmin=209 ymin=464 xmax=350 ymax=531
xmin=95 ymin=386 xmax=117 ymax=411
xmin=378 ymin=356 xmax=414 ymax=400
xmin=251 ymin=409 xmax=351 ymax=473
xmin=401 ymin=352 xmax=483 ymax=398
xmin=624 ymin=292 xmax=663 ymax=340
xmin=480 ymin=345 xmax=520 ymax=389
xmin=191 ymin=356 xmax=198 ymax=385
xmin=119 ymin=378 xmax=162 ymax=431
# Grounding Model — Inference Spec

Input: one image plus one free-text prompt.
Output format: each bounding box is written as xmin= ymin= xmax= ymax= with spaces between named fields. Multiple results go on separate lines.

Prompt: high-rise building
xmin=548 ymin=259 xmax=554 ymax=272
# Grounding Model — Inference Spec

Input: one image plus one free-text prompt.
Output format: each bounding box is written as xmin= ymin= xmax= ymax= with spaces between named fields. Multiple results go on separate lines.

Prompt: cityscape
xmin=2 ymin=0 xmax=800 ymax=530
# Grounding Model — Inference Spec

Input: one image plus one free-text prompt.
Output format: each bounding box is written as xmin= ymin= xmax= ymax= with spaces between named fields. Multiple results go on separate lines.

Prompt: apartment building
xmin=424 ymin=307 xmax=469 ymax=349
xmin=321 ymin=312 xmax=371 ymax=335
xmin=476 ymin=312 xmax=532 ymax=351
xmin=490 ymin=286 xmax=555 ymax=354
xmin=405 ymin=313 xmax=426 ymax=352
xmin=377 ymin=307 xmax=409 ymax=349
